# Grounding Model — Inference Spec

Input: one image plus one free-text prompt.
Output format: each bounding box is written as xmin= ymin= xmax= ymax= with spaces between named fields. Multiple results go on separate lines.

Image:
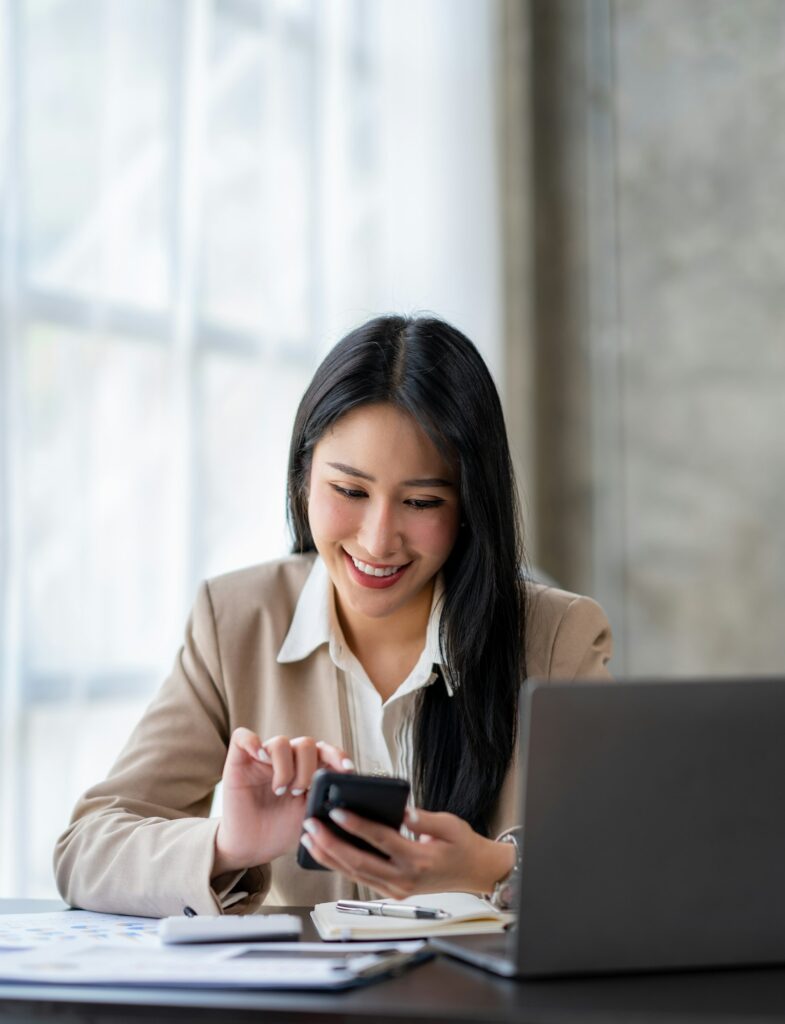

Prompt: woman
xmin=54 ymin=315 xmax=612 ymax=917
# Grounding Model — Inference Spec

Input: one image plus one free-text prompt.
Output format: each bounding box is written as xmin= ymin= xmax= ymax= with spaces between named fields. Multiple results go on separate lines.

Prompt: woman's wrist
xmin=489 ymin=832 xmax=522 ymax=909
xmin=471 ymin=835 xmax=516 ymax=895
xmin=213 ymin=820 xmax=253 ymax=877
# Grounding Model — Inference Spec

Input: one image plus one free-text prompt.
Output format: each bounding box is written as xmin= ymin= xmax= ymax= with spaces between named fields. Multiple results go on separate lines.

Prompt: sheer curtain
xmin=0 ymin=0 xmax=502 ymax=897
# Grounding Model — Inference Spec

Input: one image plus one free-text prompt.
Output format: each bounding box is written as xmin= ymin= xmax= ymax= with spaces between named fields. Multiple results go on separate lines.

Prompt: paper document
xmin=0 ymin=910 xmax=158 ymax=951
xmin=0 ymin=937 xmax=428 ymax=989
xmin=312 ymin=891 xmax=514 ymax=941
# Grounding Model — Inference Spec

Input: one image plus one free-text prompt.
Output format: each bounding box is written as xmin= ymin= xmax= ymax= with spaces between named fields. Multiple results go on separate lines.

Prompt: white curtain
xmin=0 ymin=0 xmax=502 ymax=897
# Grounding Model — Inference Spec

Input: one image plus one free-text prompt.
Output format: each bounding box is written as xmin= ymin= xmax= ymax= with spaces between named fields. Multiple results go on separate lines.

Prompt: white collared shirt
xmin=277 ymin=556 xmax=452 ymax=781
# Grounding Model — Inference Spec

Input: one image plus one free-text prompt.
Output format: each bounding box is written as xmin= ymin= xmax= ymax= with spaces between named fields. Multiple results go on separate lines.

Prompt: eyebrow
xmin=326 ymin=461 xmax=454 ymax=488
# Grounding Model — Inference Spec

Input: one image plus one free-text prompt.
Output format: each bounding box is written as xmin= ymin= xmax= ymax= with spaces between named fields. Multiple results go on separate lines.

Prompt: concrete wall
xmin=507 ymin=0 xmax=785 ymax=676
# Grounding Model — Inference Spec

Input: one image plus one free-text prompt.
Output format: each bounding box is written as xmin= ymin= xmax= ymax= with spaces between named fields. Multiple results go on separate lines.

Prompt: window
xmin=0 ymin=0 xmax=502 ymax=897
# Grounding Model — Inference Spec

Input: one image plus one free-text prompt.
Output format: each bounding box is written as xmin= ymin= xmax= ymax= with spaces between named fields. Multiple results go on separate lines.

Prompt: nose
xmin=358 ymin=499 xmax=403 ymax=560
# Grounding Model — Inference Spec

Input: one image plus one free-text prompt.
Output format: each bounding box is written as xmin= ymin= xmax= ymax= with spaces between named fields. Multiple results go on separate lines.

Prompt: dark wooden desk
xmin=4 ymin=899 xmax=785 ymax=1023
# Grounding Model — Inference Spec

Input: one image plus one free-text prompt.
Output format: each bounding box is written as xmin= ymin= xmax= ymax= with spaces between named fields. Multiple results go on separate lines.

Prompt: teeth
xmin=351 ymin=556 xmax=403 ymax=577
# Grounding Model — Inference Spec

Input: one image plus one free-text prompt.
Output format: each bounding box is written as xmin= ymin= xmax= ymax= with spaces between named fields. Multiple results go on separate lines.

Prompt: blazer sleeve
xmin=53 ymin=582 xmax=270 ymax=917
xmin=548 ymin=594 xmax=614 ymax=681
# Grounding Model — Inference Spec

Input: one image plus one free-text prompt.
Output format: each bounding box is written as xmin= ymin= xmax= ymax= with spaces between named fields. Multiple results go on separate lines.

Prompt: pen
xmin=336 ymin=900 xmax=451 ymax=920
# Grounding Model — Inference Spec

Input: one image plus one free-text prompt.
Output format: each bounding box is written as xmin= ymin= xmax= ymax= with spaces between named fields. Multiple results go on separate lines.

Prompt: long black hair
xmin=287 ymin=315 xmax=527 ymax=836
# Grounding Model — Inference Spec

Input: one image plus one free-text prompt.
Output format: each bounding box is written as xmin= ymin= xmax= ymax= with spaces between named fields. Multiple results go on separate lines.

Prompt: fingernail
xmin=301 ymin=834 xmax=314 ymax=850
xmin=291 ymin=788 xmax=304 ymax=796
xmin=274 ymin=786 xmax=287 ymax=797
xmin=341 ymin=758 xmax=355 ymax=771
xmin=328 ymin=808 xmax=348 ymax=825
xmin=407 ymin=807 xmax=419 ymax=823
xmin=257 ymin=748 xmax=271 ymax=763
xmin=303 ymin=818 xmax=318 ymax=835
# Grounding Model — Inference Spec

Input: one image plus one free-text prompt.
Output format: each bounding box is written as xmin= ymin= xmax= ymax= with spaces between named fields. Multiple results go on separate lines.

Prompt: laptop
xmin=432 ymin=676 xmax=785 ymax=977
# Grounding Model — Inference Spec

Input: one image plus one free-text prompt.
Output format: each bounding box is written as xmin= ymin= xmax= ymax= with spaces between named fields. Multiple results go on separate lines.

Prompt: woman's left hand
xmin=300 ymin=807 xmax=515 ymax=899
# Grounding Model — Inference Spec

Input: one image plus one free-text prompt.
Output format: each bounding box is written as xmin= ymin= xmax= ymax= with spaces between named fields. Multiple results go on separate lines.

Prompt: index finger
xmin=226 ymin=726 xmax=271 ymax=768
xmin=315 ymin=740 xmax=355 ymax=773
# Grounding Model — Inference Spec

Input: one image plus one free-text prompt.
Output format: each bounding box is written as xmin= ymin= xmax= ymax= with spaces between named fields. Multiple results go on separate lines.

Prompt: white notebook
xmin=312 ymin=892 xmax=514 ymax=941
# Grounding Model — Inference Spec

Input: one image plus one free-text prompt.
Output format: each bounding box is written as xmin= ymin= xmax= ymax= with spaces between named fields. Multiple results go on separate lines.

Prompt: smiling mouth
xmin=342 ymin=549 xmax=412 ymax=587
xmin=349 ymin=554 xmax=407 ymax=578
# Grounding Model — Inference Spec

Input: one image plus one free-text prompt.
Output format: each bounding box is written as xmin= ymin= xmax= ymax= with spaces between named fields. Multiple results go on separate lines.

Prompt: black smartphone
xmin=296 ymin=770 xmax=410 ymax=871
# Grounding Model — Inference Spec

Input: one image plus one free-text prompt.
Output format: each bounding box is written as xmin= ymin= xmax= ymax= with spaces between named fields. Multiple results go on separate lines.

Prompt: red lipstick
xmin=343 ymin=550 xmax=411 ymax=589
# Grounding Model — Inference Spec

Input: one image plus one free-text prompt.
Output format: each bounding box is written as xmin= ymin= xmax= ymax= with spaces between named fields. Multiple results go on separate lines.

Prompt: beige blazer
xmin=54 ymin=555 xmax=613 ymax=917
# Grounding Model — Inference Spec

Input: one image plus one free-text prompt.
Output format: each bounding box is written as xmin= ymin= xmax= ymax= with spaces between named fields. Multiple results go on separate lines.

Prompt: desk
xmin=3 ymin=900 xmax=785 ymax=1023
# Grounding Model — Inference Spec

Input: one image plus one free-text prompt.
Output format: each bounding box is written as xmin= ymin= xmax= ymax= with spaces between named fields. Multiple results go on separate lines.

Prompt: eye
xmin=330 ymin=484 xmax=368 ymax=500
xmin=405 ymin=498 xmax=445 ymax=510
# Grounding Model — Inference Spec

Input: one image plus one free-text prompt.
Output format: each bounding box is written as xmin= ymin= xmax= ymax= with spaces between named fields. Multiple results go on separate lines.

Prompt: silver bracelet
xmin=489 ymin=832 xmax=522 ymax=911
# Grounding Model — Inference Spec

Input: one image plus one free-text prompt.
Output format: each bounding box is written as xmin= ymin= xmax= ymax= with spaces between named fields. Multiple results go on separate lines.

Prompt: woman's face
xmin=307 ymin=403 xmax=461 ymax=631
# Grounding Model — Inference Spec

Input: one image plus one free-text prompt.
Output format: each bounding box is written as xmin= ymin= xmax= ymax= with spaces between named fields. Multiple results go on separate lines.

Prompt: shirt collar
xmin=276 ymin=556 xmax=452 ymax=696
xmin=276 ymin=556 xmax=332 ymax=663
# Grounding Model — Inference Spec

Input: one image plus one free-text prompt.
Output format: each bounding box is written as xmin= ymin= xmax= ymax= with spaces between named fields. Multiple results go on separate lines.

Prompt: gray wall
xmin=503 ymin=0 xmax=785 ymax=676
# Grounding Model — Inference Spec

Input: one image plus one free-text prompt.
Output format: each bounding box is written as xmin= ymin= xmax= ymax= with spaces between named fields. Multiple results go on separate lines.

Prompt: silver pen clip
xmin=335 ymin=901 xmax=372 ymax=915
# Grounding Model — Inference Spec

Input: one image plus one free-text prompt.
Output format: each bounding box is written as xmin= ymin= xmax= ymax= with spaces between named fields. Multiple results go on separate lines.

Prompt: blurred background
xmin=1 ymin=0 xmax=783 ymax=897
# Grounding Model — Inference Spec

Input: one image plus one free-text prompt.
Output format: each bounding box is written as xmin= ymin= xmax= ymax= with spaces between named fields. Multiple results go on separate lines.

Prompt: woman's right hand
xmin=213 ymin=728 xmax=354 ymax=875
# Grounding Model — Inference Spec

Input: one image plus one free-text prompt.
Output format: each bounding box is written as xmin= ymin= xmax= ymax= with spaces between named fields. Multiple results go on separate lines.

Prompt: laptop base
xmin=430 ymin=932 xmax=518 ymax=978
